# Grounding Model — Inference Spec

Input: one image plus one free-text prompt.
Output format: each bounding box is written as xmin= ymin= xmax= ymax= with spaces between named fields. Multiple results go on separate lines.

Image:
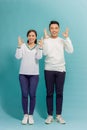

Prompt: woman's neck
xmin=27 ymin=42 xmax=36 ymax=48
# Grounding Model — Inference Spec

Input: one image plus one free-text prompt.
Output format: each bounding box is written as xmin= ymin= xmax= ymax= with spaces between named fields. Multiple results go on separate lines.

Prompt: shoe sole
xmin=45 ymin=119 xmax=54 ymax=124
xmin=56 ymin=119 xmax=66 ymax=124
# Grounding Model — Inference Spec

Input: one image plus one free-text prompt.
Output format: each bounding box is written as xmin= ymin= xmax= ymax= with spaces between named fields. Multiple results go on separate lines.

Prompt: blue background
xmin=0 ymin=0 xmax=87 ymax=130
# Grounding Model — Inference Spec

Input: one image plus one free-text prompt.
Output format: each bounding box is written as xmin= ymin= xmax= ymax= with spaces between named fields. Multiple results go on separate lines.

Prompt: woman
xmin=15 ymin=30 xmax=42 ymax=125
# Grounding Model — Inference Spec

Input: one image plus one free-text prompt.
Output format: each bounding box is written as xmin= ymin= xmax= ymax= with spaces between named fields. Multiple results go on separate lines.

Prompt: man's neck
xmin=51 ymin=36 xmax=58 ymax=39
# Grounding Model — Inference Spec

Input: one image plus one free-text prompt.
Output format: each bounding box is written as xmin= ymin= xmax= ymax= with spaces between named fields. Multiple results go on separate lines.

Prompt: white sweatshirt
xmin=43 ymin=37 xmax=73 ymax=72
xmin=15 ymin=43 xmax=42 ymax=75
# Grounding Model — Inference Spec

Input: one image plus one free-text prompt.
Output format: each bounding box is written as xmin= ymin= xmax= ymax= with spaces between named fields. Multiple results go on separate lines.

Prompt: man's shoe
xmin=45 ymin=115 xmax=54 ymax=124
xmin=56 ymin=115 xmax=66 ymax=124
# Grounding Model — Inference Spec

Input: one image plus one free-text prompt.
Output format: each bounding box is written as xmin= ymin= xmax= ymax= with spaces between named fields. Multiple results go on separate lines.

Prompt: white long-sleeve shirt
xmin=43 ymin=37 xmax=73 ymax=72
xmin=15 ymin=43 xmax=42 ymax=75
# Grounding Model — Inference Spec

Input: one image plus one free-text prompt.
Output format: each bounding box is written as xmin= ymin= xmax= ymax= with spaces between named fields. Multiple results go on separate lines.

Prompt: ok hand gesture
xmin=18 ymin=36 xmax=24 ymax=47
xmin=38 ymin=37 xmax=43 ymax=48
xmin=44 ymin=28 xmax=50 ymax=39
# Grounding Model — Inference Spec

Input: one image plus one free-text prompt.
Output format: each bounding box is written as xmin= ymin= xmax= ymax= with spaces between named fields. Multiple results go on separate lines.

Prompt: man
xmin=43 ymin=21 xmax=74 ymax=124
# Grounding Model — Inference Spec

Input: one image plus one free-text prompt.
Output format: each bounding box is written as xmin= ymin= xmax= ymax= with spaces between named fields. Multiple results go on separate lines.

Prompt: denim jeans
xmin=19 ymin=74 xmax=39 ymax=115
xmin=44 ymin=70 xmax=66 ymax=115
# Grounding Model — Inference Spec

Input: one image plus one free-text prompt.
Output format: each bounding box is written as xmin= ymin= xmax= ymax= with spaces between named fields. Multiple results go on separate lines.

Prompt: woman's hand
xmin=38 ymin=37 xmax=43 ymax=48
xmin=18 ymin=36 xmax=24 ymax=47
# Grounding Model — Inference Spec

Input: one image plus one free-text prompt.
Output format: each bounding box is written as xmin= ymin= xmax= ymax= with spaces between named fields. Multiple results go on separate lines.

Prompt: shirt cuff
xmin=17 ymin=46 xmax=21 ymax=49
xmin=39 ymin=47 xmax=43 ymax=50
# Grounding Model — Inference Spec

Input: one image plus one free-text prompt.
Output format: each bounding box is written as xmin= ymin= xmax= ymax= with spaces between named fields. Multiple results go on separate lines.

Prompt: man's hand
xmin=44 ymin=28 xmax=50 ymax=39
xmin=62 ymin=28 xmax=69 ymax=38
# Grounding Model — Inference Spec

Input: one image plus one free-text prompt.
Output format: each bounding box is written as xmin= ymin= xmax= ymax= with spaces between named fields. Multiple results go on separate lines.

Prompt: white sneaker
xmin=45 ymin=115 xmax=53 ymax=124
xmin=56 ymin=115 xmax=66 ymax=124
xmin=22 ymin=114 xmax=28 ymax=125
xmin=29 ymin=115 xmax=34 ymax=125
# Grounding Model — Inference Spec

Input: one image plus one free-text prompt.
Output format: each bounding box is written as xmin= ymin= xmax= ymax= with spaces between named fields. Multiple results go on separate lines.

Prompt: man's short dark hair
xmin=49 ymin=21 xmax=60 ymax=28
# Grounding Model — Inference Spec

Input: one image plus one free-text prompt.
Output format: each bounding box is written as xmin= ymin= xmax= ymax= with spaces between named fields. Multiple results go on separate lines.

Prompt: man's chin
xmin=51 ymin=35 xmax=58 ymax=38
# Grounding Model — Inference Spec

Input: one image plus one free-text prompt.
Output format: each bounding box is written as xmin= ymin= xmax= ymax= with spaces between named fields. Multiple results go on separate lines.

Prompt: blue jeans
xmin=19 ymin=74 xmax=39 ymax=115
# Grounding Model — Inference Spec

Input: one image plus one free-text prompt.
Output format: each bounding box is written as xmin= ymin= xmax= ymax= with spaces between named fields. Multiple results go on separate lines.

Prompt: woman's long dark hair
xmin=27 ymin=30 xmax=37 ymax=44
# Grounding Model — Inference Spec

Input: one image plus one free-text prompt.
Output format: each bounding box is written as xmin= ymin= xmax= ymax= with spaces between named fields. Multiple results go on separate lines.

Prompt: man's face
xmin=49 ymin=24 xmax=60 ymax=38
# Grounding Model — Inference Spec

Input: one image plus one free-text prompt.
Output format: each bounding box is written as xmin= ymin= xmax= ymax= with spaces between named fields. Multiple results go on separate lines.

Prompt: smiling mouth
xmin=53 ymin=32 xmax=57 ymax=34
xmin=30 ymin=39 xmax=34 ymax=41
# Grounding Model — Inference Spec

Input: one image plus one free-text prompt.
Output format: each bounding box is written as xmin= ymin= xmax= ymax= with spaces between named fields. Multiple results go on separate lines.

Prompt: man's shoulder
xmin=44 ymin=37 xmax=50 ymax=41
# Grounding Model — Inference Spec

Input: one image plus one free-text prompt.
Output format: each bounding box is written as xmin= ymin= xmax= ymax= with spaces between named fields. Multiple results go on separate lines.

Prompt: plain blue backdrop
xmin=0 ymin=0 xmax=87 ymax=130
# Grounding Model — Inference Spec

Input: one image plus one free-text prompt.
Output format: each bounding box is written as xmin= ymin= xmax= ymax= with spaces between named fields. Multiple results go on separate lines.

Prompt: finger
xmin=66 ymin=28 xmax=69 ymax=33
xmin=18 ymin=36 xmax=21 ymax=39
xmin=21 ymin=38 xmax=24 ymax=43
xmin=18 ymin=37 xmax=22 ymax=42
xmin=37 ymin=40 xmax=41 ymax=44
xmin=41 ymin=37 xmax=44 ymax=40
xmin=44 ymin=28 xmax=47 ymax=32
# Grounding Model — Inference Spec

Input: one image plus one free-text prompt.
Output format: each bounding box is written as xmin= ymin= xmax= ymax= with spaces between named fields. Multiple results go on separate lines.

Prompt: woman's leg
xmin=19 ymin=74 xmax=29 ymax=114
xmin=29 ymin=75 xmax=39 ymax=115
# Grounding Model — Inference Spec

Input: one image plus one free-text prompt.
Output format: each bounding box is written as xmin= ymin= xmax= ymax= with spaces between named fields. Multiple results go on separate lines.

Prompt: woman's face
xmin=28 ymin=31 xmax=36 ymax=44
xmin=49 ymin=24 xmax=60 ymax=38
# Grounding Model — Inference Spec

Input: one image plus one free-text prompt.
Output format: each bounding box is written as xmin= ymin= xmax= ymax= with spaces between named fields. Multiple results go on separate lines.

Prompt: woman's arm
xmin=15 ymin=37 xmax=24 ymax=59
xmin=35 ymin=40 xmax=43 ymax=60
